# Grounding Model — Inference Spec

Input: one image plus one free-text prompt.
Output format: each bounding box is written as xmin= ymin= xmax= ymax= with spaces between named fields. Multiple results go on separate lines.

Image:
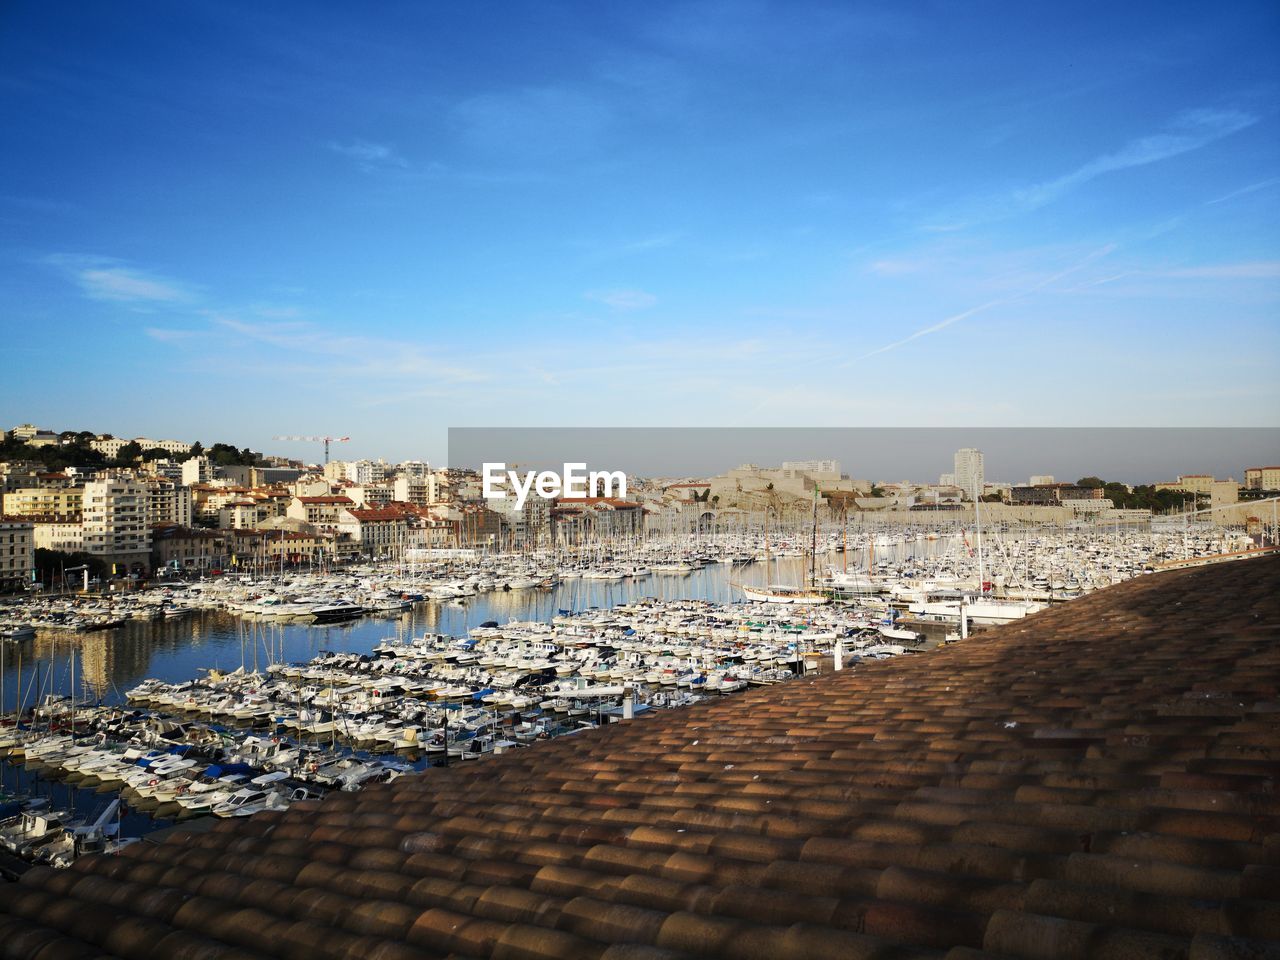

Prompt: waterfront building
xmin=150 ymin=524 xmax=227 ymax=571
xmin=0 ymin=517 xmax=33 ymax=591
xmin=552 ymin=496 xmax=646 ymax=542
xmin=337 ymin=505 xmax=410 ymax=558
xmin=31 ymin=516 xmax=84 ymax=553
xmin=82 ymin=474 xmax=151 ymax=573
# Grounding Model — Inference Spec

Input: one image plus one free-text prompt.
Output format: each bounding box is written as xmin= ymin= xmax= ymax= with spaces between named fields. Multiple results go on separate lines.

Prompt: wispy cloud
xmin=1163 ymin=261 xmax=1280 ymax=279
xmin=621 ymin=232 xmax=682 ymax=253
xmin=1014 ymin=109 xmax=1256 ymax=212
xmin=932 ymin=108 xmax=1258 ymax=229
xmin=48 ymin=255 xmax=193 ymax=304
xmin=584 ymin=288 xmax=657 ymax=310
xmin=455 ymin=86 xmax=610 ymax=156
xmin=144 ymin=327 xmax=200 ymax=343
xmin=1206 ymin=177 xmax=1280 ymax=205
xmin=857 ymin=245 xmax=1115 ymax=360
xmin=212 ymin=315 xmax=486 ymax=383
xmin=868 ymin=259 xmax=924 ymax=276
xmin=327 ymin=139 xmax=408 ymax=171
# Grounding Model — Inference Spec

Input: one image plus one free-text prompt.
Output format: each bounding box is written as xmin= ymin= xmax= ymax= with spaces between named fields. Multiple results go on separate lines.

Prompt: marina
xmin=0 ymin=520 xmax=1262 ymax=871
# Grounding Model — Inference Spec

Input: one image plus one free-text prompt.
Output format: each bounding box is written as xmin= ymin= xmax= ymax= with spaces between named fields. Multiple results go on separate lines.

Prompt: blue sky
xmin=1 ymin=0 xmax=1277 ymax=464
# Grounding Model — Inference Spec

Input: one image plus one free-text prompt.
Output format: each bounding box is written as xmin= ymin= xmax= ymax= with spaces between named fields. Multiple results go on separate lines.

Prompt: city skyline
xmin=1 ymin=1 xmax=1278 ymax=459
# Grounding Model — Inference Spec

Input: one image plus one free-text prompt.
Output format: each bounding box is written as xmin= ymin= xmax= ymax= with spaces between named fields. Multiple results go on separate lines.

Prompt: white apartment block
xmin=134 ymin=437 xmax=191 ymax=456
xmin=181 ymin=456 xmax=213 ymax=486
xmin=953 ymin=448 xmax=985 ymax=501
xmin=323 ymin=460 xmax=352 ymax=482
xmin=1029 ymin=475 xmax=1055 ymax=486
xmin=393 ymin=473 xmax=439 ymax=507
xmin=90 ymin=435 xmax=191 ymax=458
xmin=351 ymin=459 xmax=388 ymax=485
xmin=348 ymin=483 xmax=395 ymax=508
xmin=83 ymin=475 xmax=151 ymax=572
xmin=90 ymin=436 xmax=129 ymax=458
xmin=0 ymin=519 xmax=33 ymax=591
xmin=781 ymin=460 xmax=841 ymax=476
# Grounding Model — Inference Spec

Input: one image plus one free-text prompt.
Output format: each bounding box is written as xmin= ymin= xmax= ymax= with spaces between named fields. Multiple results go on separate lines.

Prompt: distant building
xmin=1244 ymin=466 xmax=1280 ymax=491
xmin=1155 ymin=475 xmax=1240 ymax=507
xmin=781 ymin=460 xmax=840 ymax=475
xmin=953 ymin=448 xmax=984 ymax=501
xmin=1010 ymin=483 xmax=1104 ymax=506
xmin=1029 ymin=475 xmax=1054 ymax=486
xmin=393 ymin=473 xmax=439 ymax=507
xmin=287 ymin=495 xmax=355 ymax=532
xmin=8 ymin=424 xmax=43 ymax=441
xmin=181 ymin=456 xmax=214 ymax=486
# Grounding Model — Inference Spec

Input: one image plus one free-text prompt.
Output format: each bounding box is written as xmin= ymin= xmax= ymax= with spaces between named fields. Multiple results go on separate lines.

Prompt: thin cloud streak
xmin=327 ymin=139 xmax=409 ymax=171
xmin=933 ymin=108 xmax=1258 ymax=230
xmin=584 ymin=288 xmax=657 ymax=310
xmin=857 ymin=245 xmax=1115 ymax=361
xmin=47 ymin=255 xmax=194 ymax=303
xmin=1206 ymin=177 xmax=1280 ymax=205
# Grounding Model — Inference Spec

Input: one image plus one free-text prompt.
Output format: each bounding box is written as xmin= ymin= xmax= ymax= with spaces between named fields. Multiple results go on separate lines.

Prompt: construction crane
xmin=273 ymin=435 xmax=350 ymax=464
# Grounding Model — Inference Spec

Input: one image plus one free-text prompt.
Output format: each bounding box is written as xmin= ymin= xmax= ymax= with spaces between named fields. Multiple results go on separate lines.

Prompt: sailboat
xmin=736 ymin=488 xmax=830 ymax=605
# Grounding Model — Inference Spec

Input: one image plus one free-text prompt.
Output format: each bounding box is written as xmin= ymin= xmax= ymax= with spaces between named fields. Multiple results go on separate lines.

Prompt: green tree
xmin=116 ymin=441 xmax=143 ymax=462
xmin=1076 ymin=476 xmax=1105 ymax=489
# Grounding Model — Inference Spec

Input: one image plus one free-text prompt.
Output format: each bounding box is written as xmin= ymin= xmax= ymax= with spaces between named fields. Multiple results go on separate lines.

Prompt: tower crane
xmin=273 ymin=435 xmax=350 ymax=464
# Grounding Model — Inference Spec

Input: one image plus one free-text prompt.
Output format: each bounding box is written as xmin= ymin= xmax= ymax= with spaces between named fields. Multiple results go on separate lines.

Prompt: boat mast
xmin=974 ymin=477 xmax=985 ymax=593
xmin=809 ymin=487 xmax=818 ymax=587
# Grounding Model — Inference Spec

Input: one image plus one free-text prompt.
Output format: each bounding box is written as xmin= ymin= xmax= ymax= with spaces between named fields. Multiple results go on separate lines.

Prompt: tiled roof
xmin=3 ymin=558 xmax=1279 ymax=959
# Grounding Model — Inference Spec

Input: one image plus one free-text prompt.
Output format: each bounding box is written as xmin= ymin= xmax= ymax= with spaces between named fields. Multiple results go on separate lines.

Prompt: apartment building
xmin=82 ymin=475 xmax=151 ymax=573
xmin=0 ymin=518 xmax=33 ymax=591
xmin=0 ymin=485 xmax=83 ymax=520
xmin=1244 ymin=466 xmax=1280 ymax=491
xmin=953 ymin=448 xmax=985 ymax=501
xmin=338 ymin=506 xmax=409 ymax=557
xmin=145 ymin=478 xmax=193 ymax=526
xmin=286 ymin=495 xmax=355 ymax=532
xmin=33 ymin=517 xmax=84 ymax=553
xmin=181 ymin=456 xmax=214 ymax=486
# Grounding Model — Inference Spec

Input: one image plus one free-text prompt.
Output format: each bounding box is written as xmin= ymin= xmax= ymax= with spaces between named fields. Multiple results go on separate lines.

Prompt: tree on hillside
xmin=1076 ymin=477 xmax=1104 ymax=488
xmin=116 ymin=441 xmax=143 ymax=463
